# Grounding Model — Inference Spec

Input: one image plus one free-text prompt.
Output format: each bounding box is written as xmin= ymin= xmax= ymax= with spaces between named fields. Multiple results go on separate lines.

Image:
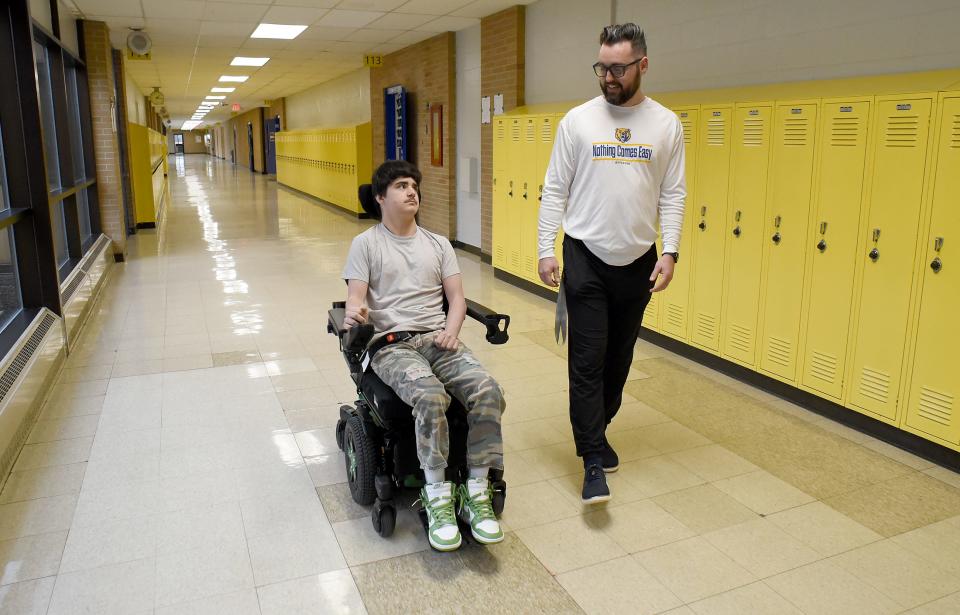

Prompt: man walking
xmin=537 ymin=23 xmax=686 ymax=503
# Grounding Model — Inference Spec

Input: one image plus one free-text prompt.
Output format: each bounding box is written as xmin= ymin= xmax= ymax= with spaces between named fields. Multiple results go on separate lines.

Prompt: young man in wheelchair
xmin=341 ymin=160 xmax=505 ymax=551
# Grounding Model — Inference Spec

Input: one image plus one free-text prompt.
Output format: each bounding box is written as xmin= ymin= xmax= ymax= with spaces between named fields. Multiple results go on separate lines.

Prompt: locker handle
xmin=934 ymin=237 xmax=944 ymax=252
xmin=698 ymin=221 xmax=707 ymax=231
xmin=819 ymin=221 xmax=828 ymax=235
xmin=930 ymin=257 xmax=942 ymax=273
xmin=772 ymin=231 xmax=782 ymax=245
xmin=733 ymin=226 xmax=741 ymax=237
xmin=869 ymin=247 xmax=880 ymax=262
xmin=538 ymin=185 xmax=543 ymax=202
xmin=817 ymin=239 xmax=827 ymax=252
xmin=522 ymin=182 xmax=528 ymax=200
xmin=508 ymin=180 xmax=513 ymax=198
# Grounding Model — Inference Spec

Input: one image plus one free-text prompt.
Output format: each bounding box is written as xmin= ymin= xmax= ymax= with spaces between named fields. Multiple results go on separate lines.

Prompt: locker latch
xmin=522 ymin=182 xmax=528 ymax=200
xmin=508 ymin=180 xmax=513 ymax=198
xmin=538 ymin=185 xmax=543 ymax=202
xmin=869 ymin=228 xmax=881 ymax=262
xmin=931 ymin=237 xmax=944 ymax=273
xmin=698 ymin=206 xmax=707 ymax=231
xmin=817 ymin=221 xmax=828 ymax=252
xmin=732 ymin=210 xmax=742 ymax=237
xmin=772 ymin=215 xmax=782 ymax=245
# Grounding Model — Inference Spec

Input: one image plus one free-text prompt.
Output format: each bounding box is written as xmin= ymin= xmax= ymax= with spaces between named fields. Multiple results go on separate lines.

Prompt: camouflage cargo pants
xmin=370 ymin=331 xmax=505 ymax=472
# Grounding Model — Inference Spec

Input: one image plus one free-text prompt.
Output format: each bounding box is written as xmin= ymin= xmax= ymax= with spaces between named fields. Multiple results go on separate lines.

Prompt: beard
xmin=601 ymin=78 xmax=640 ymax=105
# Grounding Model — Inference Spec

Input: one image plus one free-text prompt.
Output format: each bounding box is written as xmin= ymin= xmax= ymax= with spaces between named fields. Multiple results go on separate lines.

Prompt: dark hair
xmin=599 ymin=22 xmax=647 ymax=56
xmin=371 ymin=160 xmax=422 ymax=198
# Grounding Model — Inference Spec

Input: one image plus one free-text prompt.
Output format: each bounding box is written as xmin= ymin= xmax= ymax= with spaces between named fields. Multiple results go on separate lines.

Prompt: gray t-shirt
xmin=342 ymin=224 xmax=460 ymax=337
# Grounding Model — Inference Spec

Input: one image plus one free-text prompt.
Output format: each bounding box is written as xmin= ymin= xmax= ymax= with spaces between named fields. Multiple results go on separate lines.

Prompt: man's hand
xmin=649 ymin=255 xmax=676 ymax=292
xmin=434 ymin=329 xmax=460 ymax=351
xmin=538 ymin=257 xmax=560 ymax=287
xmin=344 ymin=305 xmax=368 ymax=329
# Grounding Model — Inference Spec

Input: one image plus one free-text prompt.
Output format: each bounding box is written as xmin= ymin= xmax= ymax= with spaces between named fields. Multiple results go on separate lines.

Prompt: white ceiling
xmin=64 ymin=0 xmax=536 ymax=127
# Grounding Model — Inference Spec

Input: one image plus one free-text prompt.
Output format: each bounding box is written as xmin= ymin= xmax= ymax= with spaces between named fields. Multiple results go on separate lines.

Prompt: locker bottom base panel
xmin=638 ymin=327 xmax=960 ymax=473
xmin=494 ymin=268 xmax=556 ymax=302
xmin=276 ymin=183 xmax=370 ymax=219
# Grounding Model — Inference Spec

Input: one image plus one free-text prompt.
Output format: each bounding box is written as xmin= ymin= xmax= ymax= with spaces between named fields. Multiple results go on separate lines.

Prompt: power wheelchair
xmin=326 ymin=184 xmax=511 ymax=539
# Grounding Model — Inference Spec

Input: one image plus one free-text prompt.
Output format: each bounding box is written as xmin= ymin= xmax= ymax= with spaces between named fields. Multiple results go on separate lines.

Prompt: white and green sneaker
xmin=458 ymin=478 xmax=504 ymax=545
xmin=420 ymin=481 xmax=461 ymax=552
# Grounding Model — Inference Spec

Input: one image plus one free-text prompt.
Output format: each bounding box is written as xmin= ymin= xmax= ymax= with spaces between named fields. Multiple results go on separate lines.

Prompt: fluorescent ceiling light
xmin=211 ymin=87 xmax=235 ymax=92
xmin=230 ymin=57 xmax=269 ymax=67
xmin=205 ymin=95 xmax=226 ymax=100
xmin=219 ymin=75 xmax=249 ymax=82
xmin=251 ymin=23 xmax=308 ymax=40
xmin=182 ymin=121 xmax=200 ymax=130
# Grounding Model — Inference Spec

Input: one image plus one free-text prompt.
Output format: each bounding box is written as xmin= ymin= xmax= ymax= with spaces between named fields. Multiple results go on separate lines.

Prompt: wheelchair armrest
xmin=327 ymin=305 xmax=375 ymax=353
xmin=466 ymin=299 xmax=510 ymax=345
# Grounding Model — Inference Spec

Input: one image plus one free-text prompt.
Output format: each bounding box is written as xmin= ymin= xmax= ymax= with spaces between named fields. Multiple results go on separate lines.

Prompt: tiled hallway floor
xmin=2 ymin=155 xmax=960 ymax=614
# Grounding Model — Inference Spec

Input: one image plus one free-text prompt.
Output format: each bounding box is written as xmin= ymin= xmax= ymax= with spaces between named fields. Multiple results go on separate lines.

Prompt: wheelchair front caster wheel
xmin=491 ymin=480 xmax=506 ymax=517
xmin=372 ymin=500 xmax=396 ymax=538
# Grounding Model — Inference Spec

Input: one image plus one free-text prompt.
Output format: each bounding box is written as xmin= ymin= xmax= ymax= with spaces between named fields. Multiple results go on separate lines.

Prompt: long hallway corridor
xmin=3 ymin=155 xmax=960 ymax=614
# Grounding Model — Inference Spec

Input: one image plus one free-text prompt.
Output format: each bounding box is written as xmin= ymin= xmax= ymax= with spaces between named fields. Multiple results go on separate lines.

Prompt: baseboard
xmin=276 ymin=184 xmax=368 ymax=219
xmin=493 ymin=268 xmax=557 ymax=302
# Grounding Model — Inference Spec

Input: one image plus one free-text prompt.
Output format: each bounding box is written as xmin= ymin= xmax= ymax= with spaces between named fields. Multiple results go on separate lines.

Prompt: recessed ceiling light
xmin=230 ymin=57 xmax=269 ymax=67
xmin=251 ymin=23 xmax=308 ymax=40
xmin=211 ymin=87 xmax=235 ymax=93
xmin=219 ymin=75 xmax=249 ymax=82
xmin=205 ymin=95 xmax=226 ymax=100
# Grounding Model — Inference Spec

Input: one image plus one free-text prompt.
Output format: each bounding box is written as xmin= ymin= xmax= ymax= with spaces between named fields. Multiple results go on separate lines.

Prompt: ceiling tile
xmin=416 ymin=15 xmax=479 ymax=31
xmin=260 ymin=5 xmax=330 ymax=25
xmin=261 ymin=0 xmax=338 ymax=7
xmin=196 ymin=34 xmax=248 ymax=47
xmin=141 ymin=0 xmax=203 ymax=20
xmin=241 ymin=38 xmax=293 ymax=51
xmin=388 ymin=30 xmax=434 ymax=45
xmin=366 ymin=12 xmax=434 ymax=30
xmin=323 ymin=40 xmax=376 ymax=54
xmin=347 ymin=28 xmax=406 ymax=43
xmin=199 ymin=22 xmax=258 ymax=37
xmin=144 ymin=17 xmax=201 ymax=35
xmin=335 ymin=0 xmax=408 ymax=10
xmin=73 ymin=0 xmax=142 ymax=18
xmin=450 ymin=0 xmax=526 ymax=18
xmin=202 ymin=2 xmax=269 ymax=22
xmin=394 ymin=0 xmax=474 ymax=16
xmin=298 ymin=26 xmax=357 ymax=41
xmin=316 ymin=9 xmax=384 ymax=28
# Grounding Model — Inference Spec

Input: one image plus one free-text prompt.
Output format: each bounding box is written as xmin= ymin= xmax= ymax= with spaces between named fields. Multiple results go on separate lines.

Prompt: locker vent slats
xmin=525 ymin=119 xmax=536 ymax=143
xmin=783 ymin=118 xmax=809 ymax=147
xmin=810 ymin=350 xmax=838 ymax=384
xmin=707 ymin=118 xmax=725 ymax=146
xmin=831 ymin=117 xmax=862 ymax=147
xmin=540 ymin=119 xmax=553 ymax=142
xmin=696 ymin=313 xmax=717 ymax=341
xmin=859 ymin=367 xmax=891 ymax=403
xmin=884 ymin=116 xmax=919 ymax=147
xmin=681 ymin=118 xmax=694 ymax=145
xmin=666 ymin=304 xmax=685 ymax=330
xmin=743 ymin=118 xmax=764 ymax=146
xmin=729 ymin=323 xmax=752 ymax=354
xmin=950 ymin=115 xmax=960 ymax=148
xmin=510 ymin=121 xmax=521 ymax=142
xmin=918 ymin=388 xmax=953 ymax=427
xmin=766 ymin=336 xmax=792 ymax=367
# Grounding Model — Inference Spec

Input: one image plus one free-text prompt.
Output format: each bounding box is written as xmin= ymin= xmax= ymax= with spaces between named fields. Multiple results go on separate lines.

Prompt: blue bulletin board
xmin=384 ymin=85 xmax=408 ymax=161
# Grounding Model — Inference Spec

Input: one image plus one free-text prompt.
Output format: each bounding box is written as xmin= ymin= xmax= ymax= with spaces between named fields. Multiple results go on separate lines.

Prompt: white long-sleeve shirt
xmin=538 ymin=95 xmax=686 ymax=266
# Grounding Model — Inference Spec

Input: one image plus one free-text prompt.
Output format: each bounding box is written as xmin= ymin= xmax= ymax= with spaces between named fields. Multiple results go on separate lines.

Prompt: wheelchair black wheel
xmin=372 ymin=501 xmax=396 ymax=538
xmin=491 ymin=480 xmax=506 ymax=517
xmin=344 ymin=416 xmax=376 ymax=505
xmin=335 ymin=417 xmax=346 ymax=451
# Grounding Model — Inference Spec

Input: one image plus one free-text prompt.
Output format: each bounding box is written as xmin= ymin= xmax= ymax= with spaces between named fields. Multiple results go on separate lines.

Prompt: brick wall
xmin=369 ymin=33 xmax=456 ymax=239
xmin=80 ymin=20 xmax=126 ymax=257
xmin=480 ymin=7 xmax=525 ymax=255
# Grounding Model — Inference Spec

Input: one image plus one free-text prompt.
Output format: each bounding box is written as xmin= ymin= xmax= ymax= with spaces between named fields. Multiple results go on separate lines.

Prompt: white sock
xmin=469 ymin=466 xmax=489 ymax=479
xmin=424 ymin=468 xmax=445 ymax=484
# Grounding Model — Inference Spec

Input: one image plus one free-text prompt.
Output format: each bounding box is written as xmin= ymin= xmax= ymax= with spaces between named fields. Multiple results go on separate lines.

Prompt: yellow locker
xmin=492 ymin=118 xmax=509 ymax=269
xmin=721 ymin=104 xmax=773 ymax=366
xmin=903 ymin=94 xmax=960 ymax=443
xmin=759 ymin=102 xmax=820 ymax=381
xmin=505 ymin=117 xmax=524 ymax=275
xmin=690 ymin=106 xmax=733 ymax=352
xmin=800 ymin=99 xmax=872 ymax=400
xmin=519 ymin=116 xmax=540 ymax=282
xmin=660 ymin=107 xmax=699 ymax=340
xmin=847 ymin=96 xmax=933 ymax=421
xmin=532 ymin=114 xmax=558 ymax=287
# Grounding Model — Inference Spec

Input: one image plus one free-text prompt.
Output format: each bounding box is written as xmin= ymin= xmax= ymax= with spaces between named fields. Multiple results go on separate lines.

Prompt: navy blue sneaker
xmin=581 ymin=463 xmax=611 ymax=504
xmin=601 ymin=440 xmax=619 ymax=473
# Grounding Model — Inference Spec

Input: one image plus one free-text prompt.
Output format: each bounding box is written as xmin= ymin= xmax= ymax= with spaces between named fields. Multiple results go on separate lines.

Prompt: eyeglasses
xmin=592 ymin=58 xmax=645 ymax=78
